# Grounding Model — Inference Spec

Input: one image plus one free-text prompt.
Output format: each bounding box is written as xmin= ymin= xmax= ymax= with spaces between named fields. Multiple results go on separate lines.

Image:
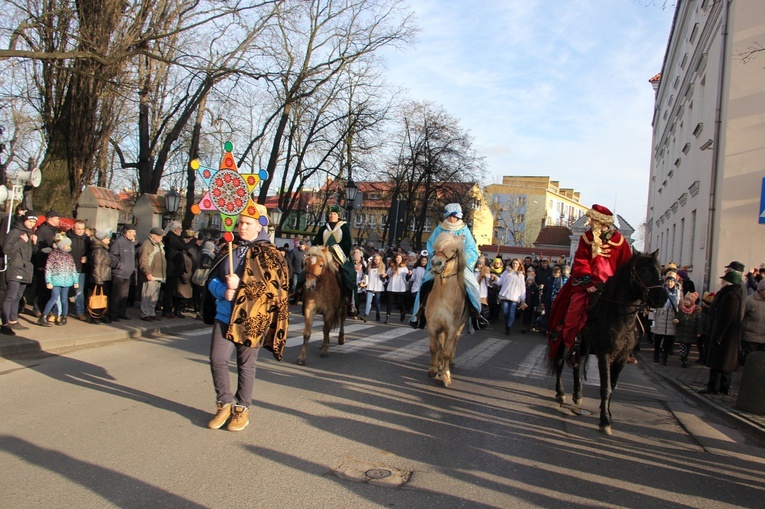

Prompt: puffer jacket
xmin=90 ymin=239 xmax=113 ymax=284
xmin=45 ymin=248 xmax=78 ymax=287
xmin=741 ymin=292 xmax=765 ymax=344
xmin=653 ymin=287 xmax=681 ymax=336
xmin=674 ymin=307 xmax=702 ymax=344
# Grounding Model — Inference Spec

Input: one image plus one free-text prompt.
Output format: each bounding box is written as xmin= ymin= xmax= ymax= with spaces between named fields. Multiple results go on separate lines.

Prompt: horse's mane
xmin=599 ymin=250 xmax=649 ymax=302
xmin=306 ymin=245 xmax=337 ymax=273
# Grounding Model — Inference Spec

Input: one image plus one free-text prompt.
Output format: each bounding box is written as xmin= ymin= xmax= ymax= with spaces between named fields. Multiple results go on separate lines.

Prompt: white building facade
xmin=646 ymin=0 xmax=765 ymax=292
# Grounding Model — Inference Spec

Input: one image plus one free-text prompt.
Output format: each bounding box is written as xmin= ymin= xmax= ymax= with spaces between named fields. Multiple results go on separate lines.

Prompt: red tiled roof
xmin=87 ymin=186 xmax=124 ymax=210
xmin=649 ymin=72 xmax=661 ymax=83
xmin=533 ymin=226 xmax=572 ymax=247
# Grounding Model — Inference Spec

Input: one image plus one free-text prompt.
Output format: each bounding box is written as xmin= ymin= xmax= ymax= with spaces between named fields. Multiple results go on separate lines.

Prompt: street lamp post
xmin=344 ymin=178 xmax=358 ymax=232
xmin=164 ymin=188 xmax=181 ymax=228
xmin=269 ymin=207 xmax=283 ymax=244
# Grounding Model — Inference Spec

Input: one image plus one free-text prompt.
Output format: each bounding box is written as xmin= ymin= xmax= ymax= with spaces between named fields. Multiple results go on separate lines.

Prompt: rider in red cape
xmin=548 ymin=204 xmax=632 ymax=365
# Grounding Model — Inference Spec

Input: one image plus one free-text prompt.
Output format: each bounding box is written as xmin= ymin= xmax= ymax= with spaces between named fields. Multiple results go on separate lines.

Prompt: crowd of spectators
xmin=0 ymin=206 xmax=225 ymax=335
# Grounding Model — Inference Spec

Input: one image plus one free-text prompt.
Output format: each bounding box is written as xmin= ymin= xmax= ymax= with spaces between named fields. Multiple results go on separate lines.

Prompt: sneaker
xmin=227 ymin=405 xmax=249 ymax=432
xmin=207 ymin=403 xmax=232 ymax=429
xmin=1 ymin=325 xmax=16 ymax=336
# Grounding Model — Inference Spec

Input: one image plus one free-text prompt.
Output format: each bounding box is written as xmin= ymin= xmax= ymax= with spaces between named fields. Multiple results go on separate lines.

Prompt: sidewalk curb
xmin=0 ymin=321 xmax=210 ymax=359
xmin=637 ymin=351 xmax=765 ymax=445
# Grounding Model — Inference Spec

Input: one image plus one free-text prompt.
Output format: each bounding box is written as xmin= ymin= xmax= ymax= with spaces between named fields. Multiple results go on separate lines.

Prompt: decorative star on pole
xmin=189 ymin=141 xmax=270 ymax=244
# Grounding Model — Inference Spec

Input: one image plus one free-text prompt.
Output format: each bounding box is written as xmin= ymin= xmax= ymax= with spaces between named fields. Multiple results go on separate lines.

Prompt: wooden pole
xmin=228 ymin=241 xmax=234 ymax=275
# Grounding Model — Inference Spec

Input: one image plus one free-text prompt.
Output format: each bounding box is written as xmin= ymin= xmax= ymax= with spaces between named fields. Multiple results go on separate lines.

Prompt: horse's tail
xmin=545 ymin=334 xmax=562 ymax=375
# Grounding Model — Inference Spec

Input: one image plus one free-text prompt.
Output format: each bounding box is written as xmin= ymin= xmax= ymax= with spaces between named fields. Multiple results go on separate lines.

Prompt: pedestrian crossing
xmin=183 ymin=314 xmax=599 ymax=385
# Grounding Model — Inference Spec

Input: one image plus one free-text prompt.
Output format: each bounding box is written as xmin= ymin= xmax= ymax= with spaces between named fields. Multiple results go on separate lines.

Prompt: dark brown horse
xmin=296 ymin=246 xmax=347 ymax=365
xmin=548 ymin=250 xmax=667 ymax=434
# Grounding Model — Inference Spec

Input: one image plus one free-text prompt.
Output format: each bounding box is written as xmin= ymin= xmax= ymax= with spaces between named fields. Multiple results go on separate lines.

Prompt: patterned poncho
xmin=225 ymin=241 xmax=290 ymax=361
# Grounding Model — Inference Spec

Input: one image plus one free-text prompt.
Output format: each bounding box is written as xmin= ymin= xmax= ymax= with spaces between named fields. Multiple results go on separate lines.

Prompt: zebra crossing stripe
xmin=284 ymin=322 xmax=375 ymax=348
xmin=510 ymin=345 xmax=600 ymax=385
xmin=379 ymin=337 xmax=430 ymax=361
xmin=334 ymin=326 xmax=419 ymax=354
xmin=457 ymin=337 xmax=512 ymax=371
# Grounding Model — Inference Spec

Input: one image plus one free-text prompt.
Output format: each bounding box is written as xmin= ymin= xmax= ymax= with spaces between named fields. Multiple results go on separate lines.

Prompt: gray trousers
xmin=140 ymin=279 xmax=162 ymax=318
xmin=209 ymin=320 xmax=260 ymax=408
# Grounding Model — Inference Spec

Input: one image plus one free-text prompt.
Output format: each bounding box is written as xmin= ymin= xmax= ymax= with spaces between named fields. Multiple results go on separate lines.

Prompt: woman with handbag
xmin=89 ymin=229 xmax=113 ymax=324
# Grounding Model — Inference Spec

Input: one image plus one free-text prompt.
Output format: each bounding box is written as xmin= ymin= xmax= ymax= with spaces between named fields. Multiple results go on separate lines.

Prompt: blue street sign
xmin=761 ymin=178 xmax=765 ymax=224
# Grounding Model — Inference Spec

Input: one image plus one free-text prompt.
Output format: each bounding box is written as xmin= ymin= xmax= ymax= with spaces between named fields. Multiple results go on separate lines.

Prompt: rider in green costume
xmin=290 ymin=205 xmax=357 ymax=315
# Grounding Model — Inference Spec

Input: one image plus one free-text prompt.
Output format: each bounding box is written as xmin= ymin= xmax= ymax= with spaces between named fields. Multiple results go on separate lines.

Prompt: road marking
xmin=510 ymin=346 xmax=600 ymax=386
xmin=458 ymin=337 xmax=512 ymax=371
xmin=285 ymin=322 xmax=374 ymax=347
xmin=334 ymin=326 xmax=419 ymax=354
xmin=379 ymin=337 xmax=430 ymax=361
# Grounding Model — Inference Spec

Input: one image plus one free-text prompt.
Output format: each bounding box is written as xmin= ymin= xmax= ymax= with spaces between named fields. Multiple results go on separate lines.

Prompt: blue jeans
xmin=501 ymin=300 xmax=519 ymax=329
xmin=364 ymin=291 xmax=381 ymax=317
xmin=43 ymin=286 xmax=70 ymax=317
xmin=74 ymin=273 xmax=86 ymax=315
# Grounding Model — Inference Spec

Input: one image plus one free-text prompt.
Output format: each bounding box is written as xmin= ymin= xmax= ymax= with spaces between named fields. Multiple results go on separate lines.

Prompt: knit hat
xmin=684 ymin=291 xmax=699 ymax=303
xmin=444 ymin=203 xmax=463 ymax=219
xmin=327 ymin=204 xmax=343 ymax=216
xmin=46 ymin=210 xmax=61 ymax=219
xmin=56 ymin=237 xmax=72 ymax=252
xmin=22 ymin=211 xmax=38 ymax=222
xmin=677 ymin=269 xmax=688 ymax=279
xmin=122 ymin=224 xmax=136 ymax=232
xmin=721 ymin=271 xmax=742 ymax=285
xmin=95 ymin=229 xmax=112 ymax=241
xmin=702 ymin=292 xmax=715 ymax=305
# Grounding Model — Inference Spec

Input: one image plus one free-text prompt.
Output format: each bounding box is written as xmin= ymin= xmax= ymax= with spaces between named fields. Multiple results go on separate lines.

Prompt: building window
xmin=354 ymin=214 xmax=363 ymax=227
xmin=423 ymin=217 xmax=432 ymax=233
xmin=689 ymin=23 xmax=699 ymax=43
xmin=680 ymin=53 xmax=688 ymax=69
xmin=679 ymin=218 xmax=685 ymax=265
xmin=690 ymin=210 xmax=696 ymax=263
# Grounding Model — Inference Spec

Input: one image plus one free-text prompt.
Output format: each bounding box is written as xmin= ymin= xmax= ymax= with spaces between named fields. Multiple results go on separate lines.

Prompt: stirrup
xmin=563 ymin=346 xmax=580 ymax=369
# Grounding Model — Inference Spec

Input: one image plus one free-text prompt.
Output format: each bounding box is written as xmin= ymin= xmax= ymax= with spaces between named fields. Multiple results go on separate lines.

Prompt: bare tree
xmin=245 ymin=0 xmax=416 ymax=204
xmin=384 ymin=101 xmax=485 ymax=249
xmin=1 ymin=0 xmax=277 ymax=213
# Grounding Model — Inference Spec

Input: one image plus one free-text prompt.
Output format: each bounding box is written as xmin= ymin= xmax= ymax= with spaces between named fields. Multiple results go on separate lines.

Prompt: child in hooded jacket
xmin=673 ymin=291 xmax=702 ymax=367
xmin=40 ymin=236 xmax=79 ymax=326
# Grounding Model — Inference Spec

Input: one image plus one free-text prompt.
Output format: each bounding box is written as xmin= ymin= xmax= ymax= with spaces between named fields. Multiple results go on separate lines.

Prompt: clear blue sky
xmin=382 ymin=0 xmax=675 ymax=231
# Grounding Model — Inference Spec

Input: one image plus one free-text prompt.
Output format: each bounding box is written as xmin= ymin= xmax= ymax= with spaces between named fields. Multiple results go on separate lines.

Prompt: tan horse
xmin=296 ymin=246 xmax=346 ymax=365
xmin=426 ymin=232 xmax=468 ymax=387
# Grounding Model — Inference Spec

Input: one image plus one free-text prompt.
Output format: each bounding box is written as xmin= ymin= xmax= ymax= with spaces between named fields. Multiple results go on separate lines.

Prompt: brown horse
xmin=426 ymin=232 xmax=468 ymax=387
xmin=296 ymin=246 xmax=347 ymax=365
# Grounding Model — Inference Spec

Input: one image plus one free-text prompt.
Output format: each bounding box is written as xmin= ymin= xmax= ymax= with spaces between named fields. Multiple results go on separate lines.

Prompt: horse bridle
xmin=630 ymin=265 xmax=665 ymax=303
xmin=432 ymin=248 xmax=459 ymax=282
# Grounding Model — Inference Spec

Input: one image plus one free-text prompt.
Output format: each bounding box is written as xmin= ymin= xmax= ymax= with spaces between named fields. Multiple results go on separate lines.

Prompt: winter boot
xmin=208 ymin=403 xmax=232 ymax=430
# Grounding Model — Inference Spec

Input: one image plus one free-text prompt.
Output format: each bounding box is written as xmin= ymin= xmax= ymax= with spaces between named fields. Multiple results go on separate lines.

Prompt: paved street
xmin=2 ymin=312 xmax=765 ymax=508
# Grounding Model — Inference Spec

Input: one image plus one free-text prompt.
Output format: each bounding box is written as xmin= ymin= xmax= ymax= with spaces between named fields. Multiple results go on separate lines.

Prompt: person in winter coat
xmin=496 ymin=258 xmax=526 ymax=335
xmin=67 ymin=220 xmax=91 ymax=320
xmin=522 ymin=275 xmax=540 ymax=333
xmin=39 ymin=237 xmax=78 ymax=326
xmin=673 ymin=291 xmax=702 ymax=367
xmin=740 ymin=278 xmax=765 ymax=361
xmin=1 ymin=211 xmax=38 ymax=336
xmin=32 ymin=210 xmax=61 ymax=316
xmin=89 ymin=229 xmax=113 ymax=324
xmin=697 ymin=292 xmax=716 ymax=364
xmin=488 ymin=257 xmax=504 ymax=323
xmin=699 ymin=271 xmax=745 ymax=395
xmin=653 ymin=272 xmax=681 ymax=365
xmin=138 ymin=228 xmax=167 ymax=321
xmin=163 ymin=221 xmax=192 ymax=318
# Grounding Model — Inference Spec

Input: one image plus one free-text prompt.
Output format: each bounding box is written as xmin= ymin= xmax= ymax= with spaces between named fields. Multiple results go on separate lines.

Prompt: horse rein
xmin=591 ymin=264 xmax=664 ymax=317
xmin=432 ymin=249 xmax=459 ymax=282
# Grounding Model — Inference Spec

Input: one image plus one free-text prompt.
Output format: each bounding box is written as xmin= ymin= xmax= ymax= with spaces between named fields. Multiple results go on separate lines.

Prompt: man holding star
xmin=205 ymin=203 xmax=289 ymax=432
